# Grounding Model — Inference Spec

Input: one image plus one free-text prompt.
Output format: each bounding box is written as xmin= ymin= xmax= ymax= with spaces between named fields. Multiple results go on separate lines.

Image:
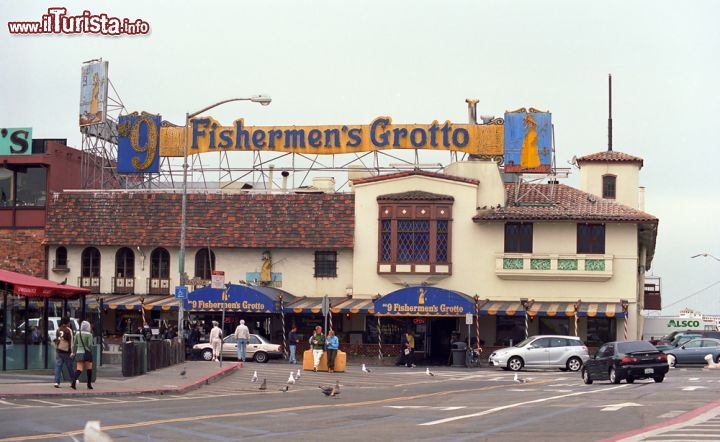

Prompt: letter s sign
xmin=0 ymin=128 xmax=32 ymax=156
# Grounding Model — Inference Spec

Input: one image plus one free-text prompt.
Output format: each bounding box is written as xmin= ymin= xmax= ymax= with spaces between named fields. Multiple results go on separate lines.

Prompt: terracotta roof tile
xmin=377 ymin=190 xmax=454 ymax=201
xmin=473 ymin=184 xmax=658 ymax=223
xmin=45 ymin=191 xmax=354 ymax=248
xmin=352 ymin=170 xmax=479 ymax=185
xmin=576 ymin=151 xmax=644 ymax=167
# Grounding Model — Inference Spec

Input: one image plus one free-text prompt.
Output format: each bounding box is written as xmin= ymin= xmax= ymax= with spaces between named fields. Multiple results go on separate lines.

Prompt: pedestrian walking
xmin=53 ymin=317 xmax=74 ymax=388
xmin=234 ymin=319 xmax=250 ymax=365
xmin=309 ymin=326 xmax=325 ymax=372
xmin=209 ymin=321 xmax=223 ymax=362
xmin=71 ymin=321 xmax=95 ymax=390
xmin=326 ymin=330 xmax=339 ymax=373
xmin=288 ymin=326 xmax=298 ymax=364
xmin=403 ymin=331 xmax=416 ymax=368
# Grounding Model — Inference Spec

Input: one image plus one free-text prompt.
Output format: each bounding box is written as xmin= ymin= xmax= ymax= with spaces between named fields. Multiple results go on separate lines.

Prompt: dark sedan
xmin=582 ymin=340 xmax=669 ymax=384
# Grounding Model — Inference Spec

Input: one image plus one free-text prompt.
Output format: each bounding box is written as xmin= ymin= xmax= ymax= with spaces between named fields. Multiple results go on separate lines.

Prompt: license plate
xmin=644 ymin=368 xmax=654 ymax=374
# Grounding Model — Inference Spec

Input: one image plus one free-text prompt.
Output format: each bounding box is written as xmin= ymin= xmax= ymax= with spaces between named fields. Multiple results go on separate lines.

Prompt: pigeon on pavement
xmin=251 ymin=371 xmax=258 ymax=383
xmin=296 ymin=369 xmax=301 ymax=379
xmin=179 ymin=367 xmax=187 ymax=377
xmin=320 ymin=380 xmax=341 ymax=396
xmin=259 ymin=378 xmax=267 ymax=390
xmin=426 ymin=367 xmax=435 ymax=376
xmin=514 ymin=373 xmax=528 ymax=384
xmin=362 ymin=364 xmax=372 ymax=373
xmin=288 ymin=372 xmax=296 ymax=384
xmin=280 ymin=385 xmax=289 ymax=392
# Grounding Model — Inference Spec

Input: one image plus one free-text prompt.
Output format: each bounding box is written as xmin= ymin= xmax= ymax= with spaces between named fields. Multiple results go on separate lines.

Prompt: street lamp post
xmin=178 ymin=95 xmax=271 ymax=335
xmin=691 ymin=253 xmax=720 ymax=262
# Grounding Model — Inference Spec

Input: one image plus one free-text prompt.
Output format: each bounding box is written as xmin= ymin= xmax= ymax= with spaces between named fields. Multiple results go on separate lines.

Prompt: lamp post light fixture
xmin=691 ymin=253 xmax=720 ymax=262
xmin=178 ymin=95 xmax=272 ymax=334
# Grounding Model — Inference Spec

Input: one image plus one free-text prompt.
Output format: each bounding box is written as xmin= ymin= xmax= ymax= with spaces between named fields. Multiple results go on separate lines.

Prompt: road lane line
xmin=0 ymin=380 xmax=546 ymax=441
xmin=419 ymin=384 xmax=629 ymax=426
xmin=25 ymin=399 xmax=66 ymax=407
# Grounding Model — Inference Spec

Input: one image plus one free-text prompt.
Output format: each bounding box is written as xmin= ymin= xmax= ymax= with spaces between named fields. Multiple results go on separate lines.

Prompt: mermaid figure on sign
xmin=520 ymin=114 xmax=541 ymax=169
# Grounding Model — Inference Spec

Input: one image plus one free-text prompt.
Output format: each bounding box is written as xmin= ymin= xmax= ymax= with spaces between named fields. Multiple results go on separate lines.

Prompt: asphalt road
xmin=1 ymin=363 xmax=720 ymax=441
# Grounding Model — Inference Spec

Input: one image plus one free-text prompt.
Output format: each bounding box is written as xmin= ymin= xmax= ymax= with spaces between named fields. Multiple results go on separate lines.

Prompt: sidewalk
xmin=0 ymin=361 xmax=237 ymax=399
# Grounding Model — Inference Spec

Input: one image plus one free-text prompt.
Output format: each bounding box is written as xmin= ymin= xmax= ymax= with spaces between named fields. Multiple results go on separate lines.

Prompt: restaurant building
xmin=40 ymin=147 xmax=658 ymax=361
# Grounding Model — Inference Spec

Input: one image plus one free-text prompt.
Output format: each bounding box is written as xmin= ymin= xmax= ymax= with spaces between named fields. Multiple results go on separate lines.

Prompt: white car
xmin=18 ymin=317 xmax=79 ymax=342
xmin=192 ymin=334 xmax=282 ymax=363
xmin=489 ymin=335 xmax=590 ymax=372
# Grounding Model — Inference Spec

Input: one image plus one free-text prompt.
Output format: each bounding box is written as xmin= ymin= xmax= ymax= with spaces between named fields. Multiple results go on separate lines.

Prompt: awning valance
xmin=184 ymin=284 xmax=279 ymax=313
xmin=285 ymin=297 xmax=374 ymax=314
xmin=526 ymin=302 xmax=576 ymax=317
xmin=92 ymin=295 xmax=179 ymax=311
xmin=374 ymin=286 xmax=474 ymax=317
xmin=478 ymin=301 xmax=622 ymax=318
xmin=0 ymin=269 xmax=89 ymax=298
xmin=478 ymin=301 xmax=524 ymax=316
xmin=578 ymin=303 xmax=624 ymax=318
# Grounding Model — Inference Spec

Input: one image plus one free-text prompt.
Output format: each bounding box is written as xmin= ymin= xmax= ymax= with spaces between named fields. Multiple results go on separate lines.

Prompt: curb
xmin=0 ymin=365 xmax=238 ymax=400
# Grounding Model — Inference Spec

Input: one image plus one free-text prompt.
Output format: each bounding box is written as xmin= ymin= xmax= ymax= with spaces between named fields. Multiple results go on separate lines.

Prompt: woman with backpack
xmin=71 ymin=321 xmax=95 ymax=390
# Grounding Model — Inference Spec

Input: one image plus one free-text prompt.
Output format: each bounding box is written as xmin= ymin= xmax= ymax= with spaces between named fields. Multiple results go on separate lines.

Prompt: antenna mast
xmin=608 ymin=73 xmax=613 ymax=152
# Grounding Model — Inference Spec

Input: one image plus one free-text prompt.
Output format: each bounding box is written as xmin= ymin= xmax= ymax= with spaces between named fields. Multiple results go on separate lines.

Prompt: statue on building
xmin=261 ymin=250 xmax=272 ymax=285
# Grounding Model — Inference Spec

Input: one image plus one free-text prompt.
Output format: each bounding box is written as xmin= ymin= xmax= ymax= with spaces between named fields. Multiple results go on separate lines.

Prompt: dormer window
xmin=602 ymin=175 xmax=616 ymax=199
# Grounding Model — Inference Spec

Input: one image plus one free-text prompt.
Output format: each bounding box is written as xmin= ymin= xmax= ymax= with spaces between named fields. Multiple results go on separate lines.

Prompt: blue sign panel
xmin=374 ymin=286 xmax=475 ymax=317
xmin=0 ymin=127 xmax=32 ymax=156
xmin=184 ymin=284 xmax=276 ymax=313
xmin=175 ymin=286 xmax=188 ymax=299
xmin=117 ymin=114 xmax=161 ymax=173
xmin=503 ymin=110 xmax=552 ymax=173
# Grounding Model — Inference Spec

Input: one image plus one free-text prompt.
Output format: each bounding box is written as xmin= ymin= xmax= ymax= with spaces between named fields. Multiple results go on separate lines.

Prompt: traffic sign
xmin=175 ymin=286 xmax=188 ymax=299
xmin=465 ymin=313 xmax=473 ymax=325
xmin=321 ymin=295 xmax=329 ymax=317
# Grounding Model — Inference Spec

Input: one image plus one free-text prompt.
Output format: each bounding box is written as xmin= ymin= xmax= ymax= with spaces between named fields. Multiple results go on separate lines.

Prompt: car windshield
xmin=673 ymin=335 xmax=700 ymax=346
xmin=617 ymin=341 xmax=656 ymax=354
xmin=514 ymin=337 xmax=535 ymax=348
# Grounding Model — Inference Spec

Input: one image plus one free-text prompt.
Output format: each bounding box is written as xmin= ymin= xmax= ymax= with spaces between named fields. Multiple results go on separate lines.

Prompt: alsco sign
xmin=667 ymin=319 xmax=701 ymax=328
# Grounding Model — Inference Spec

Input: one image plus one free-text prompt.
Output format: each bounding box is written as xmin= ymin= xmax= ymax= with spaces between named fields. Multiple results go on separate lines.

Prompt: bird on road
xmin=296 ymin=369 xmax=301 ymax=380
xmin=704 ymin=354 xmax=720 ymax=369
xmin=426 ymin=367 xmax=435 ymax=377
xmin=513 ymin=373 xmax=528 ymax=384
xmin=259 ymin=378 xmax=267 ymax=390
xmin=251 ymin=371 xmax=258 ymax=383
xmin=362 ymin=364 xmax=372 ymax=373
xmin=288 ymin=372 xmax=296 ymax=384
xmin=179 ymin=367 xmax=187 ymax=377
xmin=279 ymin=385 xmax=289 ymax=392
xmin=320 ymin=380 xmax=341 ymax=396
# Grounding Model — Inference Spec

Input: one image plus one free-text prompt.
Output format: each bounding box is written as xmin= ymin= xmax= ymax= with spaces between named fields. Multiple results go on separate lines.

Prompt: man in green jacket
xmin=310 ymin=326 xmax=325 ymax=372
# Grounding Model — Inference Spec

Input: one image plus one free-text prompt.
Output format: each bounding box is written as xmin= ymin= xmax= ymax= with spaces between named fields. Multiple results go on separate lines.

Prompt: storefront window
xmin=15 ymin=166 xmax=47 ymax=207
xmin=495 ymin=316 xmax=525 ymax=346
xmin=27 ymin=298 xmax=46 ymax=369
xmin=365 ymin=316 xmax=409 ymax=344
xmin=0 ymin=293 xmax=5 ymax=367
xmin=539 ymin=317 xmax=570 ymax=336
xmin=0 ymin=166 xmax=12 ymax=207
xmin=6 ymin=294 xmax=27 ymax=369
xmin=586 ymin=317 xmax=616 ymax=345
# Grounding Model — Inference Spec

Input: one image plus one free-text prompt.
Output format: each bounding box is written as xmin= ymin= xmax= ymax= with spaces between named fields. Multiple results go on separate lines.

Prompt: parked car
xmin=489 ymin=335 xmax=589 ymax=372
xmin=664 ymin=338 xmax=720 ymax=367
xmin=654 ymin=330 xmax=720 ymax=347
xmin=192 ymin=334 xmax=282 ymax=363
xmin=582 ymin=340 xmax=668 ymax=384
xmin=654 ymin=333 xmax=702 ymax=352
xmin=17 ymin=317 xmax=79 ymax=342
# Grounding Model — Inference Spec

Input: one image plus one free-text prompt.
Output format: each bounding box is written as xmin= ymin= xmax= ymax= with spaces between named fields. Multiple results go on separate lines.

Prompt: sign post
xmin=465 ymin=313 xmax=473 ymax=357
xmin=175 ymin=286 xmax=187 ymax=336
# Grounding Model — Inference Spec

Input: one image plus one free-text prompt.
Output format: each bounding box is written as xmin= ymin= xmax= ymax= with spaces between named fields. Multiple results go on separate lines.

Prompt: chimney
xmin=281 ymin=170 xmax=289 ymax=191
xmin=267 ymin=164 xmax=274 ymax=191
xmin=465 ymin=99 xmax=479 ymax=124
xmin=638 ymin=186 xmax=645 ymax=211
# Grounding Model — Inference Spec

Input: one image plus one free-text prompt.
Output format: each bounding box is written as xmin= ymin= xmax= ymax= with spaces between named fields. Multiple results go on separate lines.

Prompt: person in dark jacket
xmin=53 ymin=317 xmax=74 ymax=388
xmin=288 ymin=326 xmax=298 ymax=364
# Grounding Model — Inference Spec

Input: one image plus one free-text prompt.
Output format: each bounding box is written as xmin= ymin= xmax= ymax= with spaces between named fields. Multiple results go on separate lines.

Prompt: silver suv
xmin=489 ymin=335 xmax=590 ymax=372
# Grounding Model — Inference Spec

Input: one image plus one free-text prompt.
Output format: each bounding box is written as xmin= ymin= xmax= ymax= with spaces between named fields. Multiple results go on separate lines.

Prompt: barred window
xmin=436 ymin=220 xmax=449 ymax=263
xmin=380 ymin=220 xmax=392 ymax=262
xmin=504 ymin=223 xmax=533 ymax=253
xmin=577 ymin=223 xmax=605 ymax=254
xmin=314 ymin=251 xmax=337 ymax=278
xmin=194 ymin=248 xmax=216 ymax=280
xmin=602 ymin=175 xmax=616 ymax=199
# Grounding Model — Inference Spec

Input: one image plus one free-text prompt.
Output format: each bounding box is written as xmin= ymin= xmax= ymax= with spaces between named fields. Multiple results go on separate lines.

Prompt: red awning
xmin=0 ymin=269 xmax=90 ymax=298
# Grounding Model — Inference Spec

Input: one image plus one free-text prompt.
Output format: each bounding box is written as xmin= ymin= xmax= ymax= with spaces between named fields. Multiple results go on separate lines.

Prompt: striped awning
xmin=526 ymin=302 xmax=576 ymax=317
xmin=94 ymin=295 xmax=179 ymax=311
xmin=286 ymin=297 xmax=374 ymax=314
xmin=478 ymin=301 xmax=524 ymax=316
xmin=578 ymin=303 xmax=623 ymax=318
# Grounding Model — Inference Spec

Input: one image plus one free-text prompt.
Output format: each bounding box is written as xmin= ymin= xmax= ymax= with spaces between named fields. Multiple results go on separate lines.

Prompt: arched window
xmin=81 ymin=247 xmax=101 ymax=278
xmin=602 ymin=175 xmax=616 ymax=199
xmin=194 ymin=248 xmax=215 ymax=280
xmin=150 ymin=248 xmax=170 ymax=279
xmin=55 ymin=246 xmax=68 ymax=269
xmin=115 ymin=247 xmax=135 ymax=278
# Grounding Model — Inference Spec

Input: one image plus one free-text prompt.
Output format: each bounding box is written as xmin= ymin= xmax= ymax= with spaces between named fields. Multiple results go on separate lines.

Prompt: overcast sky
xmin=1 ymin=0 xmax=719 ymax=315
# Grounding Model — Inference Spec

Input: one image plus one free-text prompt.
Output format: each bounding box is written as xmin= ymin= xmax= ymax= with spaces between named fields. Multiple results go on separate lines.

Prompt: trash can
xmin=122 ymin=334 xmax=146 ymax=377
xmin=451 ymin=342 xmax=467 ymax=367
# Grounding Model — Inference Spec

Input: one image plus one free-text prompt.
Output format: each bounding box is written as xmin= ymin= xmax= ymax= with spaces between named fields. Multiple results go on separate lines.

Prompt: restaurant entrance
xmin=427 ymin=317 xmax=457 ymax=362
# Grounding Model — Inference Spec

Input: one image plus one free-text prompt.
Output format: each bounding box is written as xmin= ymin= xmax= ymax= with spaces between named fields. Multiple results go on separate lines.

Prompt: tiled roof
xmin=473 ymin=184 xmax=658 ymax=223
xmin=377 ymin=190 xmax=454 ymax=201
xmin=45 ymin=191 xmax=355 ymax=248
xmin=576 ymin=151 xmax=644 ymax=167
xmin=352 ymin=170 xmax=479 ymax=185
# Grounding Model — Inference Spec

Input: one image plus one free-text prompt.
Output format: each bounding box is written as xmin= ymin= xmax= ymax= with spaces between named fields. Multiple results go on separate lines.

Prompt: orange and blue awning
xmin=578 ymin=303 xmax=624 ymax=318
xmin=285 ymin=297 xmax=374 ymax=314
xmin=184 ymin=284 xmax=283 ymax=313
xmin=91 ymin=295 xmax=179 ymax=311
xmin=478 ymin=301 xmax=621 ymax=318
xmin=374 ymin=286 xmax=474 ymax=317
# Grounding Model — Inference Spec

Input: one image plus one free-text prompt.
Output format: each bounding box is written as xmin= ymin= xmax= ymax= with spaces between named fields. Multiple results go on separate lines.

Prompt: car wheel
xmin=654 ymin=375 xmax=664 ymax=383
xmin=609 ymin=367 xmax=621 ymax=384
xmin=715 ymin=354 xmax=720 ymax=364
xmin=566 ymin=357 xmax=583 ymax=372
xmin=254 ymin=351 xmax=269 ymax=363
xmin=202 ymin=349 xmax=213 ymax=361
xmin=667 ymin=354 xmax=676 ymax=368
xmin=626 ymin=376 xmax=635 ymax=384
xmin=582 ymin=368 xmax=593 ymax=384
xmin=507 ymin=356 xmax=524 ymax=372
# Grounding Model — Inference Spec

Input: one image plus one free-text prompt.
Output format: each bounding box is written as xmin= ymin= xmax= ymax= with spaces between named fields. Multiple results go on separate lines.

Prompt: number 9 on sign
xmin=117 ymin=114 xmax=161 ymax=173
